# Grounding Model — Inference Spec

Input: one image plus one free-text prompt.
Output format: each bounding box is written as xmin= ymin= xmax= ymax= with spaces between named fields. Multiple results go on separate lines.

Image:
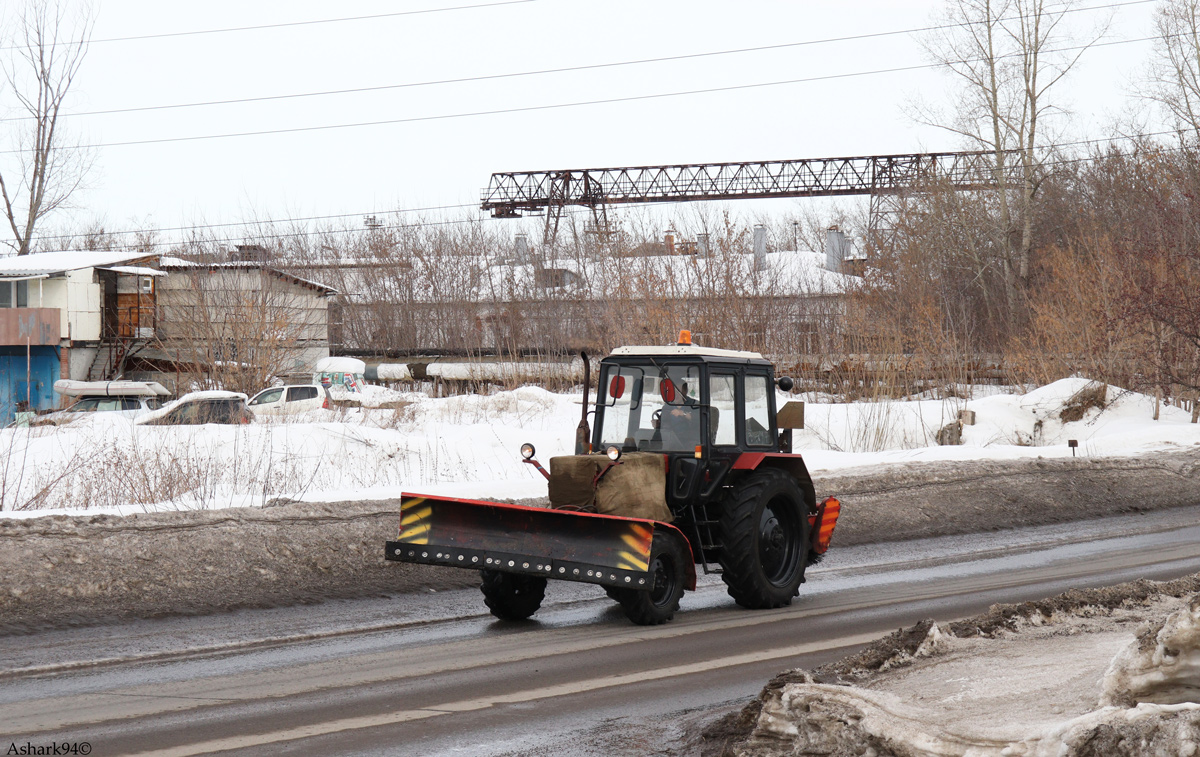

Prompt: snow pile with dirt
xmin=1103 ymin=596 xmax=1200 ymax=708
xmin=0 ymin=377 xmax=1196 ymax=517
xmin=796 ymin=377 xmax=1199 ymax=464
xmin=720 ymin=581 xmax=1200 ymax=757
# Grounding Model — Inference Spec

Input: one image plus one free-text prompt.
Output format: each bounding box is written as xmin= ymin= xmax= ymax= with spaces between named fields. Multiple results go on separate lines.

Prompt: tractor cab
xmin=592 ymin=342 xmax=787 ymax=518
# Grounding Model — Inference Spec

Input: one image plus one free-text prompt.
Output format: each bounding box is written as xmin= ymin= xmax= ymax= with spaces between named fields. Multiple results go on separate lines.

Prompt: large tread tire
xmin=718 ymin=468 xmax=809 ymax=609
xmin=480 ymin=569 xmax=547 ymax=621
xmin=613 ymin=535 xmax=687 ymax=625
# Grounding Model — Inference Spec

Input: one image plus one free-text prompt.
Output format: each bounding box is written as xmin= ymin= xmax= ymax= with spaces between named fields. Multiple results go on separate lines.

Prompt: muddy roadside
xmin=1 ymin=449 xmax=1196 ymax=635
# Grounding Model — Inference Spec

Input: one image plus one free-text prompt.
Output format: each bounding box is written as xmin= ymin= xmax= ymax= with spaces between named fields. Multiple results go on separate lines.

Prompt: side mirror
xmin=777 ymin=376 xmax=794 ymax=392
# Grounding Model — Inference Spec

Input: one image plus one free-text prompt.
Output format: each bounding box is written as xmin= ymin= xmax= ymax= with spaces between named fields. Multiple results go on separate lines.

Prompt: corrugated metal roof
xmin=327 ymin=249 xmax=856 ymax=306
xmin=159 ymin=256 xmax=337 ymax=295
xmin=0 ymin=250 xmax=157 ymax=277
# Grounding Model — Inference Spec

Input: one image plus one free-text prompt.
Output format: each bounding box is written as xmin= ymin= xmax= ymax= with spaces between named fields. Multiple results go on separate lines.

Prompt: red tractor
xmin=386 ymin=335 xmax=839 ymax=625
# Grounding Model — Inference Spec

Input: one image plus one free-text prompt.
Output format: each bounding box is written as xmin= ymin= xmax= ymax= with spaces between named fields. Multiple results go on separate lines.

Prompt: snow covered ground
xmin=1 ymin=377 xmax=1196 ymax=518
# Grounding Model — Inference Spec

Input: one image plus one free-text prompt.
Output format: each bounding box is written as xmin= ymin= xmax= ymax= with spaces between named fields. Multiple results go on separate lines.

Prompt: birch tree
xmin=0 ymin=0 xmax=93 ymax=256
xmin=915 ymin=0 xmax=1100 ymax=305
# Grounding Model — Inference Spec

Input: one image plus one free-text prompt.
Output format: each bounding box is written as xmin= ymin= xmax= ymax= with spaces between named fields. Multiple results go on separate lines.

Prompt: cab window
xmin=744 ymin=374 xmax=774 ymax=446
xmin=598 ymin=363 xmax=702 ymax=452
xmin=709 ymin=374 xmax=737 ymax=445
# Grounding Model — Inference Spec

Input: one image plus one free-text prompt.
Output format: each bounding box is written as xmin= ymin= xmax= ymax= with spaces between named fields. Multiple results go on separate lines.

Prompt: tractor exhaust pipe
xmin=576 ymin=351 xmax=591 ymax=454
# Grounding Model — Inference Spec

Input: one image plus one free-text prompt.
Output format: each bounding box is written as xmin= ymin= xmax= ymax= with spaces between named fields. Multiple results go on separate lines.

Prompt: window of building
xmin=1 ymin=280 xmax=30 ymax=308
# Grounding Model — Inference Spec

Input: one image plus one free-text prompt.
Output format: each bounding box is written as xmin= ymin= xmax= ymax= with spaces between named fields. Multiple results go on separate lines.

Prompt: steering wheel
xmin=651 ymin=408 xmax=662 ymax=428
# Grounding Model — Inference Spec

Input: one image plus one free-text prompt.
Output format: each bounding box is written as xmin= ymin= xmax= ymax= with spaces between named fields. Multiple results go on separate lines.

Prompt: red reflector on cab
xmin=609 ymin=375 xmax=626 ymax=399
xmin=660 ymin=378 xmax=676 ymax=402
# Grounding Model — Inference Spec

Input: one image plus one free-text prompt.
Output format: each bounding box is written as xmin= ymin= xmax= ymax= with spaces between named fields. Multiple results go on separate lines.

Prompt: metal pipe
xmin=575 ymin=351 xmax=590 ymax=454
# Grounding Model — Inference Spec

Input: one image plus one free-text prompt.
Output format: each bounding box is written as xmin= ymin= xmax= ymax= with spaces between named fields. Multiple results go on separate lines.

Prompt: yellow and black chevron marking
xmin=615 ymin=551 xmax=649 ymax=572
xmin=398 ymin=497 xmax=433 ymax=545
xmin=614 ymin=523 xmax=654 ymax=572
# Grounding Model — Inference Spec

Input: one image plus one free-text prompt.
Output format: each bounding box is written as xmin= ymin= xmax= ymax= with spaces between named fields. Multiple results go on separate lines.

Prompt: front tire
xmin=613 ymin=535 xmax=687 ymax=625
xmin=480 ymin=569 xmax=546 ymax=620
xmin=719 ymin=468 xmax=808 ymax=609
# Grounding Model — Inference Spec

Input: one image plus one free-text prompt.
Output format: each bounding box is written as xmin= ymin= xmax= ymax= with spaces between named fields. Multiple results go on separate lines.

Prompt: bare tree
xmin=915 ymin=0 xmax=1101 ymax=301
xmin=1147 ymin=0 xmax=1200 ymax=140
xmin=0 ymin=0 xmax=93 ymax=256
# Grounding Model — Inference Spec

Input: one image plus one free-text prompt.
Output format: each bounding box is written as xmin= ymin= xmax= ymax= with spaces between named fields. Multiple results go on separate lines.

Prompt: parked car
xmin=135 ymin=391 xmax=253 ymax=426
xmin=246 ymin=384 xmax=332 ymax=416
xmin=33 ymin=380 xmax=170 ymax=427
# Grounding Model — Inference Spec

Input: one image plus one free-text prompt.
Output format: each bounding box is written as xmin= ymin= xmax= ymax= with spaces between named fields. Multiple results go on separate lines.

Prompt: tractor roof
xmin=607 ymin=344 xmax=768 ymax=362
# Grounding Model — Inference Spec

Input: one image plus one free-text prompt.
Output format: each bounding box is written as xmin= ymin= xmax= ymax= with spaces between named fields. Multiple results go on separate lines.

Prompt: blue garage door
xmin=0 ymin=347 xmax=60 ymax=426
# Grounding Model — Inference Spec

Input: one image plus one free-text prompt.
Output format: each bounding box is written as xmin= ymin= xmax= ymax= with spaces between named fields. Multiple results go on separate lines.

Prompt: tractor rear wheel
xmin=480 ymin=569 xmax=547 ymax=621
xmin=613 ymin=535 xmax=687 ymax=625
xmin=719 ymin=468 xmax=808 ymax=609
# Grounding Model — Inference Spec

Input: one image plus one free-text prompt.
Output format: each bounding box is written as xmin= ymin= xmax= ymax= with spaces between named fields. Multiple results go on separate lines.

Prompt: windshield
xmin=68 ymin=397 xmax=144 ymax=412
xmin=598 ymin=362 xmax=702 ymax=452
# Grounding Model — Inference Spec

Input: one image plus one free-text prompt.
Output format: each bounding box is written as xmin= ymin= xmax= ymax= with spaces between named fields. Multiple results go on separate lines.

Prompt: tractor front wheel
xmin=613 ymin=535 xmax=687 ymax=625
xmin=480 ymin=569 xmax=547 ymax=621
xmin=719 ymin=468 xmax=808 ymax=609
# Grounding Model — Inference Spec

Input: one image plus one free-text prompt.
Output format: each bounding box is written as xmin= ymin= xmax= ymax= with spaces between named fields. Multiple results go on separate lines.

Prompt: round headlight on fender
xmin=520 ymin=443 xmax=536 ymax=460
xmin=606 ymin=445 xmax=621 ymax=462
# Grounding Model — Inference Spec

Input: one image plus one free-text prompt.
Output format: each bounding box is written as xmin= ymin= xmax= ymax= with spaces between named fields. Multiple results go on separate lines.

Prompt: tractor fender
xmin=731 ymin=452 xmax=817 ymax=512
xmin=654 ymin=522 xmax=698 ymax=591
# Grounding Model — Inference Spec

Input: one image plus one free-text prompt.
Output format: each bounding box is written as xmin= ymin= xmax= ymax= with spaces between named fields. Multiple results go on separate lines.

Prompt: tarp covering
xmin=596 ymin=452 xmax=671 ymax=522
xmin=548 ymin=455 xmax=601 ymax=510
xmin=548 ymin=452 xmax=671 ymax=522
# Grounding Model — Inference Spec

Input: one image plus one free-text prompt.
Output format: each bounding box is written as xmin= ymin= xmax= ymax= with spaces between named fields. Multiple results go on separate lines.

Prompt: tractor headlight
xmin=606 ymin=445 xmax=621 ymax=462
xmin=520 ymin=443 xmax=536 ymax=460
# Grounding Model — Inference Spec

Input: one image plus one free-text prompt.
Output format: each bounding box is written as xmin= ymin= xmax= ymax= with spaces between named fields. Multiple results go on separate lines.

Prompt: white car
xmin=33 ymin=380 xmax=171 ymax=427
xmin=135 ymin=391 xmax=253 ymax=426
xmin=246 ymin=384 xmax=332 ymax=416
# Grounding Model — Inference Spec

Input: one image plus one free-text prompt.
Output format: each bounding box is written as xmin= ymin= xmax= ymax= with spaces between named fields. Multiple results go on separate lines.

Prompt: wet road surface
xmin=3 ymin=505 xmax=1200 ymax=756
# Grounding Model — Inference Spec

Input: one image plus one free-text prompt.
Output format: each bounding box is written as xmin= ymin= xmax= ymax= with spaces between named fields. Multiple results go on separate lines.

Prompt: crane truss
xmin=481 ymin=152 xmax=1020 ymax=248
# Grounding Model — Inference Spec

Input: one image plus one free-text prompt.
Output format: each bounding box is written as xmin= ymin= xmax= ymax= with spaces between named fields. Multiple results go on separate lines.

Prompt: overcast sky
xmin=0 ymin=0 xmax=1165 ymax=246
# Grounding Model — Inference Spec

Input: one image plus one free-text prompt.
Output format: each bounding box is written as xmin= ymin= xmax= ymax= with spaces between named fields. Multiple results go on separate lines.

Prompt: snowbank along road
xmin=2 ymin=450 xmax=1197 ymax=634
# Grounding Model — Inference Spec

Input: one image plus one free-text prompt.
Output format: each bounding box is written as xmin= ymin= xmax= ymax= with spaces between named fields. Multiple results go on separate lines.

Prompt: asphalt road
xmin=3 ymin=505 xmax=1200 ymax=757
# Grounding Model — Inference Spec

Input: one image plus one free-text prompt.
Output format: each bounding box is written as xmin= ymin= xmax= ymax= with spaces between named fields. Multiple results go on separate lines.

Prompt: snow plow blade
xmin=385 ymin=494 xmax=695 ymax=591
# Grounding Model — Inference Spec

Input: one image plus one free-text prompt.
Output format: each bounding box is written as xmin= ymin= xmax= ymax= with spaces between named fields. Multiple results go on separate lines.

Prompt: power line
xmin=0 ymin=33 xmax=1163 ymax=156
xmin=1 ymin=0 xmax=1153 ymax=123
xmin=36 ymin=133 xmax=1196 ymax=249
xmin=34 ymin=131 xmax=1197 ymax=245
xmin=35 ymin=202 xmax=483 ymax=246
xmin=0 ymin=1 xmax=537 ymax=52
